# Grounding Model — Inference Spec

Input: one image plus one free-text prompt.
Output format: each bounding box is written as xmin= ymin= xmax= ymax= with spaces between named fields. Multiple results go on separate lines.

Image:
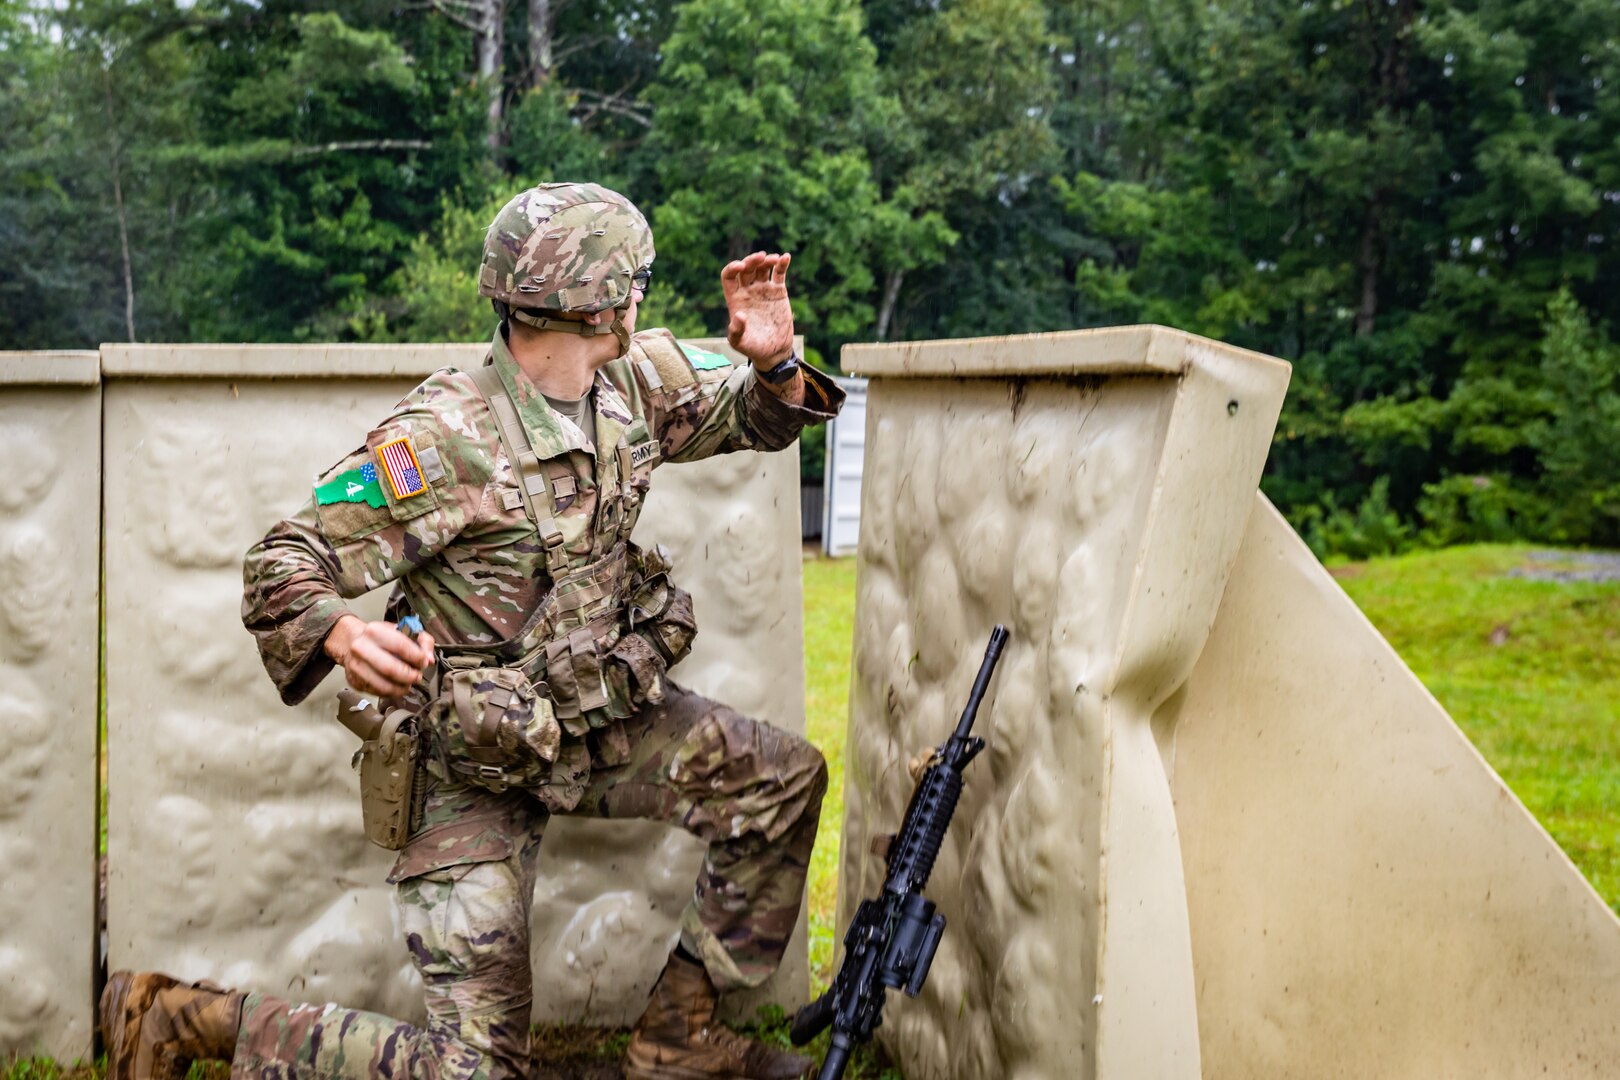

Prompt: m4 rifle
xmin=790 ymin=625 xmax=1009 ymax=1080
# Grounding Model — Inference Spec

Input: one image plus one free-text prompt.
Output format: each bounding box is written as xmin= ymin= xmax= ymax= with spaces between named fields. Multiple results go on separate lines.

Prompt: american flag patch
xmin=376 ymin=437 xmax=427 ymax=499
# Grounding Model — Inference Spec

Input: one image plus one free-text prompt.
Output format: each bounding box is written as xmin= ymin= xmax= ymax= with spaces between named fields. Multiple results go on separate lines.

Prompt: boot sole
xmin=624 ymin=1067 xmax=747 ymax=1080
xmin=623 ymin=1043 xmax=749 ymax=1080
xmin=624 ymin=1050 xmax=809 ymax=1080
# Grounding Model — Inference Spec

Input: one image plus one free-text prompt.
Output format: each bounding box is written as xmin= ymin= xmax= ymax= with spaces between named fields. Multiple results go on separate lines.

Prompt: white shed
xmin=821 ymin=376 xmax=868 ymax=556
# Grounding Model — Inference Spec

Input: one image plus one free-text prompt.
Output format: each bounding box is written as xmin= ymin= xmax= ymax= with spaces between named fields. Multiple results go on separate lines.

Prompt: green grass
xmin=0 ymin=1060 xmax=98 ymax=1080
xmin=803 ymin=556 xmax=859 ymax=986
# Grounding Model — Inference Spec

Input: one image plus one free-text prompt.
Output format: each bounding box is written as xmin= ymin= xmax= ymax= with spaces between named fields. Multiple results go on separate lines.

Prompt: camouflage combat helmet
xmin=479 ymin=182 xmax=654 ymax=355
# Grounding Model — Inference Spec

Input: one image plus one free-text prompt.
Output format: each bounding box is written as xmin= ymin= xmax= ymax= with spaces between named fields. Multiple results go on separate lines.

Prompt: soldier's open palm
xmin=722 ymin=252 xmax=794 ymax=365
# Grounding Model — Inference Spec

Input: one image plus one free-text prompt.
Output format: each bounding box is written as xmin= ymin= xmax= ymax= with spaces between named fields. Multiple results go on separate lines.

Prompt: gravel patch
xmin=1508 ymin=550 xmax=1620 ymax=584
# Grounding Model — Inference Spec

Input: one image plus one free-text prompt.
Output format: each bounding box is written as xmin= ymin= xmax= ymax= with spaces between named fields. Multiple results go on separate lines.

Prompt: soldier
xmin=101 ymin=182 xmax=844 ymax=1080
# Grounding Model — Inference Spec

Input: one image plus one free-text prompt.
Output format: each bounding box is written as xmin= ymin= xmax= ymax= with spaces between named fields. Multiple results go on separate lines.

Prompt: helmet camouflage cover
xmin=479 ymin=182 xmax=655 ymax=315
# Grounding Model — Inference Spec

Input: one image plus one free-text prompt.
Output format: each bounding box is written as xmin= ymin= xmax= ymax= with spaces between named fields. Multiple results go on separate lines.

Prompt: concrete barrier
xmin=839 ymin=326 xmax=1292 ymax=1078
xmin=1168 ymin=495 xmax=1620 ymax=1077
xmin=0 ymin=352 xmax=101 ymax=1061
xmin=840 ymin=324 xmax=1620 ymax=1079
xmin=101 ymin=340 xmax=807 ymax=1031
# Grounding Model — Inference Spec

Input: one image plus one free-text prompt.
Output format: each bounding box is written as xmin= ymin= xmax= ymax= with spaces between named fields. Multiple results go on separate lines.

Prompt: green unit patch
xmin=681 ymin=344 xmax=733 ymax=371
xmin=316 ymin=464 xmax=387 ymax=508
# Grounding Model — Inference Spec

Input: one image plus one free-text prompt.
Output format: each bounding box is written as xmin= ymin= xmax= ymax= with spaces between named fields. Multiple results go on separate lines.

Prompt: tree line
xmin=3 ymin=0 xmax=1618 ymax=552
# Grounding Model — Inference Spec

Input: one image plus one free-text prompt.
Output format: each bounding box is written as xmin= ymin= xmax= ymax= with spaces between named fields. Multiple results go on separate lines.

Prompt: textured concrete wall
xmin=1167 ymin=496 xmax=1620 ymax=1078
xmin=839 ymin=328 xmax=1290 ymax=1080
xmin=103 ymin=340 xmax=806 ymax=1028
xmin=0 ymin=352 xmax=101 ymax=1061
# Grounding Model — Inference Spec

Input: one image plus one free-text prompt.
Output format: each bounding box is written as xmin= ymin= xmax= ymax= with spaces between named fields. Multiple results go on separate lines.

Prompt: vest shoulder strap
xmin=636 ymin=330 xmax=698 ymax=393
xmin=468 ymin=363 xmax=569 ymax=572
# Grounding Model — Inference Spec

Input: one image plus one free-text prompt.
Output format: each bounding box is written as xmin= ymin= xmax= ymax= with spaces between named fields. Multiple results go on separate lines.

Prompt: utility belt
xmin=339 ymin=540 xmax=697 ymax=849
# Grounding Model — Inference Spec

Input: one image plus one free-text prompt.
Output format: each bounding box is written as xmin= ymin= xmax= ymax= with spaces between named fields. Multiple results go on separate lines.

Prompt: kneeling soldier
xmin=103 ymin=182 xmax=843 ymax=1080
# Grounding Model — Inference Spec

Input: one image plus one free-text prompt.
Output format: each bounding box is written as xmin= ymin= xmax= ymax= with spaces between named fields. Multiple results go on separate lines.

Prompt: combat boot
xmin=625 ymin=952 xmax=815 ymax=1080
xmin=101 ymin=970 xmax=244 ymax=1080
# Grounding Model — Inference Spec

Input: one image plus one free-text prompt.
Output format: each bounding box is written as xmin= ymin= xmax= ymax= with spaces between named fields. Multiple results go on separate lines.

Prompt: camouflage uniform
xmin=238 ymin=322 xmax=842 ymax=1080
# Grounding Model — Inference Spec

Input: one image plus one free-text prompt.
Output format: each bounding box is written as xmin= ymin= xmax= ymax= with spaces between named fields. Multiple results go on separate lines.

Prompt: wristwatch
xmin=757 ymin=350 xmax=801 ymax=384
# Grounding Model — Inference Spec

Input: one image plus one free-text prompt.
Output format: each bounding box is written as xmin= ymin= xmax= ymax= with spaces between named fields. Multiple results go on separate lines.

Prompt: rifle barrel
xmin=952 ymin=624 xmax=1008 ymax=741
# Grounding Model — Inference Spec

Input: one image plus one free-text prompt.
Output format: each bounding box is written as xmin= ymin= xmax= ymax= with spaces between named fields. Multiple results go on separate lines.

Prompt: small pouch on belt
xmin=626 ymin=568 xmax=698 ymax=671
xmin=446 ymin=666 xmax=561 ymax=775
xmin=608 ymin=631 xmax=669 ymax=704
xmin=336 ymin=688 xmax=423 ymax=852
xmin=544 ymin=627 xmax=611 ymax=729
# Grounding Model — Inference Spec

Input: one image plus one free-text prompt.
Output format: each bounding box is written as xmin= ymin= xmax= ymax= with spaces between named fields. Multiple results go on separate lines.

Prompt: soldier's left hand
xmin=722 ymin=252 xmax=794 ymax=367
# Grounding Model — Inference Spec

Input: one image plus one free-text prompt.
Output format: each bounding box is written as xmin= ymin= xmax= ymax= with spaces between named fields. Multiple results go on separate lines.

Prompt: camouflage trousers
xmin=230 ymin=682 xmax=827 ymax=1080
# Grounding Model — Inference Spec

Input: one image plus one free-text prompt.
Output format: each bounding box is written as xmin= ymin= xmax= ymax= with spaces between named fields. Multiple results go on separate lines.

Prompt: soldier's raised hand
xmin=721 ymin=252 xmax=794 ymax=367
xmin=324 ymin=613 xmax=436 ymax=698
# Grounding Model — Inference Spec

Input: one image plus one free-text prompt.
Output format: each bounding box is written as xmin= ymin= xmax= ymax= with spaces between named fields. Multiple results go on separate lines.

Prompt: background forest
xmin=3 ymin=0 xmax=1618 ymax=555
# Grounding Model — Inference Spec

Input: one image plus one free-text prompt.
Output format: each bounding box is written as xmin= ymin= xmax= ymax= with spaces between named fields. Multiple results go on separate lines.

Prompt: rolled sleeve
xmin=241 ymin=517 xmax=354 ymax=705
xmin=736 ymin=362 xmax=845 ymax=452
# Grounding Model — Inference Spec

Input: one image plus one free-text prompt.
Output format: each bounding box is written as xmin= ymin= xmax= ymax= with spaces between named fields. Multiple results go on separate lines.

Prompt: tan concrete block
xmin=841 ymin=327 xmax=1289 ymax=1079
xmin=0 ymin=352 xmax=101 ymax=1060
xmin=1168 ymin=496 xmax=1620 ymax=1077
xmin=104 ymin=342 xmax=807 ymax=1028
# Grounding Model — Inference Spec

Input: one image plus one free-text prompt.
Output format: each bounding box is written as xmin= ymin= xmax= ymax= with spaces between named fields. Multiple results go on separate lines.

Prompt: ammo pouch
xmin=336 ymin=689 xmax=423 ymax=851
xmin=443 ymin=665 xmax=561 ymax=788
xmin=614 ymin=545 xmax=697 ymax=703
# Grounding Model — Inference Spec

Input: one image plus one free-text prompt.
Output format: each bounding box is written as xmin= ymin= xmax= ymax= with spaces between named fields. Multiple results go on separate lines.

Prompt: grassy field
xmin=803 ymin=556 xmax=860 ymax=983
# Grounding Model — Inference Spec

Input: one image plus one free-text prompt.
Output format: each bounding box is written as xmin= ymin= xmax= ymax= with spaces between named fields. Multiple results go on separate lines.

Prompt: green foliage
xmin=5 ymin=0 xmax=1620 ymax=553
xmin=1531 ymin=290 xmax=1620 ymax=544
xmin=1295 ymin=476 xmax=1414 ymax=562
xmin=353 ymin=191 xmax=500 ymax=342
xmin=506 ymin=87 xmax=619 ymax=189
xmin=743 ymin=1003 xmax=901 ymax=1078
xmin=642 ymin=0 xmax=930 ymax=345
xmin=1414 ymin=474 xmax=1544 ymax=548
xmin=1 ymin=1058 xmax=98 ymax=1080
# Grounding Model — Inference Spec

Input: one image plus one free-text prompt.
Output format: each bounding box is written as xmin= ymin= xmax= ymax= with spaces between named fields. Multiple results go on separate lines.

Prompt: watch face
xmin=762 ymin=353 xmax=800 ymax=383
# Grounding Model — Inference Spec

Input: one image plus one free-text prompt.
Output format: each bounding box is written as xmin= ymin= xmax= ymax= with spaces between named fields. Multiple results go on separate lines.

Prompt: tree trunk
xmin=876 ymin=267 xmax=905 ymax=342
xmin=101 ymin=65 xmax=136 ymax=343
xmin=1355 ymin=195 xmax=1382 ymax=338
xmin=110 ymin=160 xmax=136 ymax=343
xmin=1352 ymin=0 xmax=1413 ymax=339
xmin=475 ymin=0 xmax=506 ymax=153
xmin=528 ymin=0 xmax=552 ymax=87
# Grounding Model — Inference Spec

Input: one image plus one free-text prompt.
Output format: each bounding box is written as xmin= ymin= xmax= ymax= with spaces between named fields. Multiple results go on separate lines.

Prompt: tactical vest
xmin=418 ymin=359 xmax=696 ymax=793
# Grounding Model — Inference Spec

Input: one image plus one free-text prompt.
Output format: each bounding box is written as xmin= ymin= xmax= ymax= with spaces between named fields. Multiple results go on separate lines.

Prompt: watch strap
xmin=758 ymin=350 xmax=801 ymax=384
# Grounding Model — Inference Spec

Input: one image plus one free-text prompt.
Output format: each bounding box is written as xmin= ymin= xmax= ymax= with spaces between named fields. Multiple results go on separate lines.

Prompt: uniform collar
xmin=490 ymin=329 xmax=633 ymax=462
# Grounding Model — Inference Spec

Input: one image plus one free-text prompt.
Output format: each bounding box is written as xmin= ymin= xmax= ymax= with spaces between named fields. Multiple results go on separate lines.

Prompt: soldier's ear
xmin=583 ymin=309 xmax=608 ymax=326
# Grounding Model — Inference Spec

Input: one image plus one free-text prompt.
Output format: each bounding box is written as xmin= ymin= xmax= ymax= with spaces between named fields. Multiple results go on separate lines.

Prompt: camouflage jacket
xmin=242 ymin=327 xmax=843 ymax=707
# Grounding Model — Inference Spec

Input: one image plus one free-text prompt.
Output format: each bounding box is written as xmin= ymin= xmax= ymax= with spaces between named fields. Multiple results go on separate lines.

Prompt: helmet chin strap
xmin=507 ymin=303 xmax=632 ymax=359
xmin=607 ymin=306 xmax=632 ymax=358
